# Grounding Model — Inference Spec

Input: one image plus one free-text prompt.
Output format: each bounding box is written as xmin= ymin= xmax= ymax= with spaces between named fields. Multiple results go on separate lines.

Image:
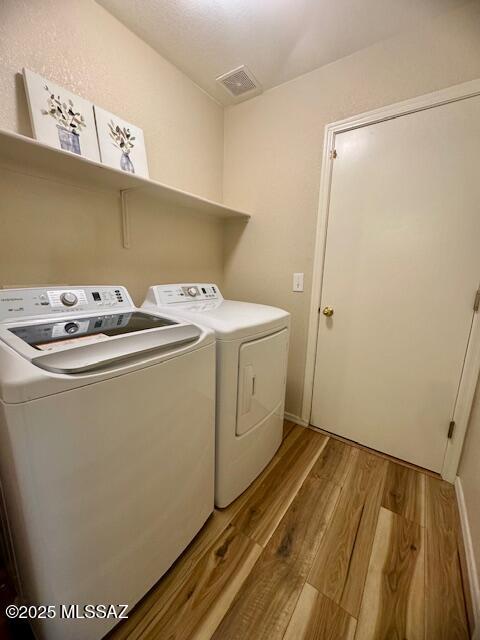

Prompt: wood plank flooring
xmin=425 ymin=477 xmax=470 ymax=639
xmin=355 ymin=508 xmax=425 ymax=640
xmin=107 ymin=421 xmax=472 ymax=640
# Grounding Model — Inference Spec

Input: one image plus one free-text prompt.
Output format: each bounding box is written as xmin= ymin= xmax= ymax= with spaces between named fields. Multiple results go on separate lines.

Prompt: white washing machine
xmin=0 ymin=285 xmax=215 ymax=640
xmin=143 ymin=284 xmax=290 ymax=507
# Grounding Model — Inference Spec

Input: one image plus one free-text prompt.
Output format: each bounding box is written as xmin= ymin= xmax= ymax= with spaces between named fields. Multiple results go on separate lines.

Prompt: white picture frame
xmin=94 ymin=106 xmax=149 ymax=178
xmin=23 ymin=68 xmax=100 ymax=163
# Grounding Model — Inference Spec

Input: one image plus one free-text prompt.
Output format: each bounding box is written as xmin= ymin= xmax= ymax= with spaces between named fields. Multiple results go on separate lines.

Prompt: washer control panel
xmin=151 ymin=284 xmax=223 ymax=305
xmin=0 ymin=286 xmax=133 ymax=321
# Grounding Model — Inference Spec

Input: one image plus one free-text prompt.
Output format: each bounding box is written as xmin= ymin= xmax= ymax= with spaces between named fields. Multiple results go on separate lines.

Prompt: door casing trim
xmin=302 ymin=77 xmax=480 ymax=482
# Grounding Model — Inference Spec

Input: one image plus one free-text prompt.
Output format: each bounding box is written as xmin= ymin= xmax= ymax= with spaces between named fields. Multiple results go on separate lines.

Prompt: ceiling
xmin=97 ymin=0 xmax=468 ymax=105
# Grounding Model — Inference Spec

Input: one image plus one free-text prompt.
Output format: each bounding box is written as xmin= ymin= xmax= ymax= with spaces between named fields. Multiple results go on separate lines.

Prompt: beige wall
xmin=223 ymin=0 xmax=480 ymax=419
xmin=223 ymin=0 xmax=480 ymax=597
xmin=0 ymin=0 xmax=224 ymax=303
xmin=0 ymin=171 xmax=224 ymax=303
xmin=460 ymin=381 xmax=480 ymax=581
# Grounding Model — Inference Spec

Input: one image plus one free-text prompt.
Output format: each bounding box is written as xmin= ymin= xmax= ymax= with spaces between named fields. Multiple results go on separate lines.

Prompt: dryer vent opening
xmin=216 ymin=66 xmax=261 ymax=98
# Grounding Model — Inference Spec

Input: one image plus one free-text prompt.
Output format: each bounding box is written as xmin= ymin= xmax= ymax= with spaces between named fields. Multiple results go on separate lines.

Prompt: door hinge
xmin=447 ymin=420 xmax=456 ymax=439
xmin=330 ymin=149 xmax=337 ymax=160
xmin=474 ymin=289 xmax=480 ymax=312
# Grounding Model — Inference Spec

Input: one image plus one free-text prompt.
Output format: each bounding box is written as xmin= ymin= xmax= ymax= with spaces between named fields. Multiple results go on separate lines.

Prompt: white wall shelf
xmin=0 ymin=128 xmax=251 ymax=227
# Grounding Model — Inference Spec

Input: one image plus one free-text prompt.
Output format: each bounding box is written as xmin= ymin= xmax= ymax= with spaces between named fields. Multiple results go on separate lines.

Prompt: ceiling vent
xmin=216 ymin=66 xmax=261 ymax=98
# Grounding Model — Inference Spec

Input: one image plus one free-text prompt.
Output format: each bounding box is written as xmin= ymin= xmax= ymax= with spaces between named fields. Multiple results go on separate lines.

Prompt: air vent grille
xmin=216 ymin=66 xmax=260 ymax=97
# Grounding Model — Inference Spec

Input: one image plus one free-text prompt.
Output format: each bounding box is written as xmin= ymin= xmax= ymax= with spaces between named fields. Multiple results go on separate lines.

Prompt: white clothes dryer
xmin=143 ymin=284 xmax=290 ymax=507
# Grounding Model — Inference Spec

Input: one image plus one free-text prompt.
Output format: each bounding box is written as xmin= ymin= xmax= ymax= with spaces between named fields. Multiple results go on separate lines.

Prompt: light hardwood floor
xmin=107 ymin=422 xmax=472 ymax=640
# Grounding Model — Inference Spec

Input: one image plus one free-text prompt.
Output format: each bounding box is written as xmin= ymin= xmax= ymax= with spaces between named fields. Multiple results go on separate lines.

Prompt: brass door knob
xmin=322 ymin=306 xmax=334 ymax=317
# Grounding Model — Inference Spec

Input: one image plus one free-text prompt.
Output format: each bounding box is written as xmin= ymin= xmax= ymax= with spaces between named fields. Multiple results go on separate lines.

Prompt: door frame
xmin=302 ymin=78 xmax=480 ymax=482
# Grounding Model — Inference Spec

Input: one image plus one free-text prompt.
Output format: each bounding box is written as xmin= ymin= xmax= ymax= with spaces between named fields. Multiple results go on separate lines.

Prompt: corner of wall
xmin=455 ymin=476 xmax=480 ymax=633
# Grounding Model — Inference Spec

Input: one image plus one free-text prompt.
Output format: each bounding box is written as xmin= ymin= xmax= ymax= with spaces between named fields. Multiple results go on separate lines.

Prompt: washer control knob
xmin=187 ymin=287 xmax=198 ymax=297
xmin=60 ymin=292 xmax=78 ymax=307
xmin=64 ymin=322 xmax=79 ymax=334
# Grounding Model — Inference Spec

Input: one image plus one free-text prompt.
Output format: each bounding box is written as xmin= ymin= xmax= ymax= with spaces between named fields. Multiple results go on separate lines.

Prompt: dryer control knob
xmin=60 ymin=292 xmax=78 ymax=307
xmin=64 ymin=322 xmax=79 ymax=334
xmin=187 ymin=287 xmax=198 ymax=297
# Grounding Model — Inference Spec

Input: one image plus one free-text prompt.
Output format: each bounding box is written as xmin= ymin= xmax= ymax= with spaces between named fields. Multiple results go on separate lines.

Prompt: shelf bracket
xmin=120 ymin=189 xmax=133 ymax=249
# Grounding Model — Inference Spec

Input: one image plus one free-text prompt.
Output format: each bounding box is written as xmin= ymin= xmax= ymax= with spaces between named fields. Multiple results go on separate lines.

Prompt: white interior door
xmin=311 ymin=96 xmax=480 ymax=472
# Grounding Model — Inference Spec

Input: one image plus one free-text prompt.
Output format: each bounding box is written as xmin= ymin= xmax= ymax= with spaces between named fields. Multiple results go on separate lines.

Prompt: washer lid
xmin=9 ymin=312 xmax=176 ymax=350
xmin=158 ymin=300 xmax=290 ymax=340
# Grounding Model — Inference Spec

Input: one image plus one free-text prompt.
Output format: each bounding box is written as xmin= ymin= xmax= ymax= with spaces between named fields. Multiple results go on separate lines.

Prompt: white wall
xmin=0 ymin=0 xmax=225 ymax=303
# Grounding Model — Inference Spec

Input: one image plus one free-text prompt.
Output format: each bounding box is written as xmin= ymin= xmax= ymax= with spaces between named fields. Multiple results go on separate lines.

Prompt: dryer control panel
xmin=0 ymin=286 xmax=133 ymax=321
xmin=149 ymin=284 xmax=224 ymax=306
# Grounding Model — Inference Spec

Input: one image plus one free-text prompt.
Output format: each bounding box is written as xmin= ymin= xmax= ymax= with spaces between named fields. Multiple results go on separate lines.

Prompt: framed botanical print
xmin=23 ymin=68 xmax=100 ymax=162
xmin=94 ymin=106 xmax=149 ymax=178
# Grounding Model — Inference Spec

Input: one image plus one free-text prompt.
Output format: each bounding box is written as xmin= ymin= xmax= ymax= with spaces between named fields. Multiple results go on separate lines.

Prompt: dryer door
xmin=236 ymin=328 xmax=288 ymax=436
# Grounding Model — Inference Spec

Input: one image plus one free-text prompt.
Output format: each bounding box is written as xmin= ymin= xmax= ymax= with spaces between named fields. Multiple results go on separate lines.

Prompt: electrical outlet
xmin=293 ymin=273 xmax=304 ymax=292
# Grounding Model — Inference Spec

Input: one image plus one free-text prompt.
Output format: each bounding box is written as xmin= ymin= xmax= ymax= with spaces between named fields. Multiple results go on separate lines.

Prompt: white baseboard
xmin=455 ymin=476 xmax=480 ymax=631
xmin=284 ymin=412 xmax=309 ymax=427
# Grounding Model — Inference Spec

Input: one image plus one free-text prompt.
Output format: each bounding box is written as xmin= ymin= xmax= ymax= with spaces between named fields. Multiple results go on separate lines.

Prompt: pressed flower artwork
xmin=94 ymin=106 xmax=149 ymax=178
xmin=43 ymin=87 xmax=86 ymax=154
xmin=108 ymin=121 xmax=136 ymax=173
xmin=23 ymin=68 xmax=100 ymax=162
